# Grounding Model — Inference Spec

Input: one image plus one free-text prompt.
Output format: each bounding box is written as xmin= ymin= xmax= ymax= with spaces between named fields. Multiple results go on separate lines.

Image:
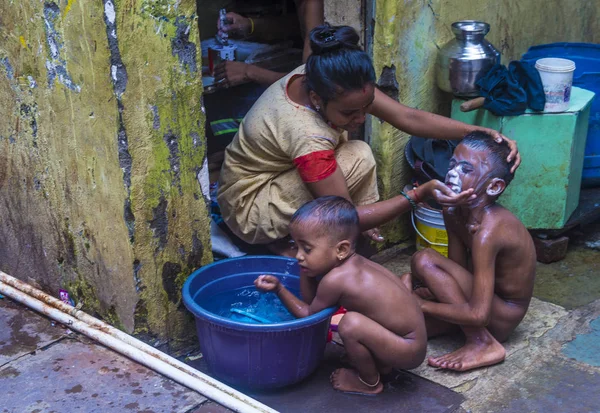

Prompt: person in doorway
xmin=217 ymin=24 xmax=521 ymax=256
xmin=214 ymin=0 xmax=324 ymax=87
xmin=405 ymin=131 xmax=536 ymax=372
xmin=254 ymin=196 xmax=427 ymax=395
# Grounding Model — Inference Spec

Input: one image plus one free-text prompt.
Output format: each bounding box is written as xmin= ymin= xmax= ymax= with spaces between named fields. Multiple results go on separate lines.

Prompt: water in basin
xmin=199 ymin=284 xmax=298 ymax=324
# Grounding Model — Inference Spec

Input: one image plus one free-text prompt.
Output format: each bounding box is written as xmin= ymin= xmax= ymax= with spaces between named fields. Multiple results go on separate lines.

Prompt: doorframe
xmin=363 ymin=0 xmax=375 ymax=145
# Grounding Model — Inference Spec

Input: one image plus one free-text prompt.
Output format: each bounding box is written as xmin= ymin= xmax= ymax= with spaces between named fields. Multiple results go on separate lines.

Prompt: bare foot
xmin=428 ymin=336 xmax=506 ymax=372
xmin=330 ymin=368 xmax=383 ymax=395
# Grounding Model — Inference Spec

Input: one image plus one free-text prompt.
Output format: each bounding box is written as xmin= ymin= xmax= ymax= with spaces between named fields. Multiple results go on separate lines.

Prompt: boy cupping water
xmin=255 ymin=196 xmax=427 ymax=395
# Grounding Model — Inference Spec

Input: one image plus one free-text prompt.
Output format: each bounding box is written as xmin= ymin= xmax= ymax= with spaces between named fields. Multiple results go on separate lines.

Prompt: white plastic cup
xmin=535 ymin=58 xmax=576 ymax=112
xmin=208 ymin=44 xmax=237 ymax=74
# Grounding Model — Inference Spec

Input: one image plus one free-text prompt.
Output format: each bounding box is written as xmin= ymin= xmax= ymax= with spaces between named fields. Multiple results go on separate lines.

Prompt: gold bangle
xmin=248 ymin=17 xmax=255 ymax=35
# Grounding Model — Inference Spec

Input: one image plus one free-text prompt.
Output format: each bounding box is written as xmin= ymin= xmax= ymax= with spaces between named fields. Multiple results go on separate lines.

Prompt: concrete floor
xmin=0 ymin=297 xmax=209 ymax=413
xmin=2 ymin=222 xmax=599 ymax=412
xmin=376 ymin=220 xmax=600 ymax=413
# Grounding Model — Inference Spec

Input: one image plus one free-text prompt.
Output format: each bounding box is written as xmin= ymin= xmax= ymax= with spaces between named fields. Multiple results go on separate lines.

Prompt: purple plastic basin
xmin=182 ymin=256 xmax=336 ymax=390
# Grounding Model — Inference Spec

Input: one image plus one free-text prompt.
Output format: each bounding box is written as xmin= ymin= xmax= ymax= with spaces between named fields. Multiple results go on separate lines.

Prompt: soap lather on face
xmin=444 ymin=142 xmax=494 ymax=197
xmin=445 ymin=161 xmax=464 ymax=194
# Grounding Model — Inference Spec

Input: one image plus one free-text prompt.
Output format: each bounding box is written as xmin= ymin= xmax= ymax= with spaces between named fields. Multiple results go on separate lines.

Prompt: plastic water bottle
xmin=218 ymin=8 xmax=229 ymax=45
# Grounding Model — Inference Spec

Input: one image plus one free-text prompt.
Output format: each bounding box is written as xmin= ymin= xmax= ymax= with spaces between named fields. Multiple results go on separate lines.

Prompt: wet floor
xmin=377 ymin=220 xmax=600 ymax=413
xmin=533 ymin=222 xmax=600 ymax=309
xmin=0 ymin=298 xmax=207 ymax=413
xmin=2 ymin=221 xmax=600 ymax=412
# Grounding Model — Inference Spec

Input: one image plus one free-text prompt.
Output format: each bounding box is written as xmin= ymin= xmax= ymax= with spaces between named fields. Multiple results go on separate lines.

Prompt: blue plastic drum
xmin=182 ymin=256 xmax=337 ymax=389
xmin=522 ymin=43 xmax=600 ymax=186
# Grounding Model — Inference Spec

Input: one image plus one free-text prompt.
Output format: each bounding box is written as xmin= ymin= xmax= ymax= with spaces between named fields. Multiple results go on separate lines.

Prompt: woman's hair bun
xmin=309 ymin=24 xmax=361 ymax=56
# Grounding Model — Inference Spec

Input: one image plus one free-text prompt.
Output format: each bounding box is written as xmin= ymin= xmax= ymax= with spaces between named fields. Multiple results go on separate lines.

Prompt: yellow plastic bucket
xmin=412 ymin=205 xmax=448 ymax=257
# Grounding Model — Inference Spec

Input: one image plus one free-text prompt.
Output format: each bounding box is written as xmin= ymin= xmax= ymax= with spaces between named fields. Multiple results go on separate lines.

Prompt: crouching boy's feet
xmin=330 ymin=368 xmax=383 ymax=395
xmin=428 ymin=329 xmax=506 ymax=371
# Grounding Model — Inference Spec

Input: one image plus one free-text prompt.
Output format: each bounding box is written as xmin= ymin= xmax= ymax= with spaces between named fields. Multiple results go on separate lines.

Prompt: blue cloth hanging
xmin=509 ymin=61 xmax=546 ymax=111
xmin=475 ymin=61 xmax=545 ymax=116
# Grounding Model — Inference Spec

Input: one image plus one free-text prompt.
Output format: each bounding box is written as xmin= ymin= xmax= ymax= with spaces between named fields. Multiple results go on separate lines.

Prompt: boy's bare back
xmin=445 ymin=203 xmax=536 ymax=306
xmin=321 ymin=254 xmax=425 ymax=338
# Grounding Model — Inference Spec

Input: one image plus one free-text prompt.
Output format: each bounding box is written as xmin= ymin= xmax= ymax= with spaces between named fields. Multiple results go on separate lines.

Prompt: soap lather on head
xmin=445 ymin=130 xmax=515 ymax=198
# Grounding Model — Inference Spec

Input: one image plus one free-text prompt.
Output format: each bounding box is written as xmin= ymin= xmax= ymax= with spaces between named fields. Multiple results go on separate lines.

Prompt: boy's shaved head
xmin=460 ymin=131 xmax=515 ymax=187
xmin=290 ymin=196 xmax=360 ymax=247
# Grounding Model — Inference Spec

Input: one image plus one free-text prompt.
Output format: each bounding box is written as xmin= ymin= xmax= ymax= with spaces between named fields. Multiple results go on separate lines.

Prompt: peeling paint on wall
xmin=117 ymin=100 xmax=135 ymax=242
xmin=125 ymin=0 xmax=211 ymax=336
xmin=19 ymin=103 xmax=38 ymax=144
xmin=102 ymin=0 xmax=135 ymax=244
xmin=149 ymin=196 xmax=169 ymax=252
xmin=103 ymin=0 xmax=127 ymax=97
xmin=0 ymin=0 xmax=212 ymax=342
xmin=172 ymin=16 xmax=197 ymax=73
xmin=187 ymin=233 xmax=204 ymax=269
xmin=164 ymin=132 xmax=182 ymax=195
xmin=1 ymin=57 xmax=14 ymax=80
xmin=162 ymin=261 xmax=182 ymax=304
xmin=377 ymin=65 xmax=399 ymax=103
xmin=133 ymin=259 xmax=142 ymax=293
xmin=197 ymin=157 xmax=210 ymax=204
xmin=43 ymin=1 xmax=80 ymax=92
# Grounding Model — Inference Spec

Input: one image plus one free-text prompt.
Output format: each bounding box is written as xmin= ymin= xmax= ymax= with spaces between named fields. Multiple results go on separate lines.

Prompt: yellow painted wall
xmin=0 ymin=0 xmax=212 ymax=344
xmin=371 ymin=0 xmax=599 ymax=243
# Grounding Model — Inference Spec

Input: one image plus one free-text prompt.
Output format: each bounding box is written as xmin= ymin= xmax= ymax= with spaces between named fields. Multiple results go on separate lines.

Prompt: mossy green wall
xmin=370 ymin=0 xmax=599 ymax=243
xmin=0 ymin=0 xmax=211 ymax=343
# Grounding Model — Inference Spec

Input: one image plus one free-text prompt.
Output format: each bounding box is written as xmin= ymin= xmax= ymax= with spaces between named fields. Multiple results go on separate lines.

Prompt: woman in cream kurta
xmin=218 ymin=66 xmax=378 ymax=244
xmin=218 ymin=25 xmax=520 ymax=248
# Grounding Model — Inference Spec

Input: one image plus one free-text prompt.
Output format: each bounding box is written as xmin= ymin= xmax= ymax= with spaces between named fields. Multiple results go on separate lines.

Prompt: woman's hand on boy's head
xmin=423 ymin=180 xmax=475 ymax=206
xmin=486 ymin=130 xmax=521 ymax=174
xmin=254 ymin=275 xmax=281 ymax=293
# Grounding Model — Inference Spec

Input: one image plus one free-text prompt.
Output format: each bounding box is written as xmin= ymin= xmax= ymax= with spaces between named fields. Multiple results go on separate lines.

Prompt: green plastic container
xmin=451 ymin=87 xmax=595 ymax=229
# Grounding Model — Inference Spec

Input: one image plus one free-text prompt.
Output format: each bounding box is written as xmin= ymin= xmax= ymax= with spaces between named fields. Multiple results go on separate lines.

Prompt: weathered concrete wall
xmin=325 ymin=1 xmax=365 ymax=46
xmin=0 ymin=0 xmax=211 ymax=342
xmin=371 ymin=0 xmax=599 ymax=243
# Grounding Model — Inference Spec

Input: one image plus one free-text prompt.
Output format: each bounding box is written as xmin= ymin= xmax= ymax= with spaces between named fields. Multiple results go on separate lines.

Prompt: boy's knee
xmin=411 ymin=248 xmax=440 ymax=275
xmin=337 ymin=311 xmax=362 ymax=340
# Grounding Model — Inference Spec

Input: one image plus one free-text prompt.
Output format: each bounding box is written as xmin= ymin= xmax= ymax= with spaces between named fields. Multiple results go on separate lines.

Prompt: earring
xmin=315 ymin=105 xmax=321 ymax=111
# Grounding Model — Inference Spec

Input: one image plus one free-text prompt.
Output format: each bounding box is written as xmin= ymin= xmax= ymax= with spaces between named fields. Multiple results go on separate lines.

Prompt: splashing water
xmin=199 ymin=285 xmax=297 ymax=323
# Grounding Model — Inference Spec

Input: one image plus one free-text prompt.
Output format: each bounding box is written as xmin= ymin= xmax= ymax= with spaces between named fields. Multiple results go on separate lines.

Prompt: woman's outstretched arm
xmin=306 ymin=168 xmax=474 ymax=232
xmin=369 ymin=89 xmax=520 ymax=172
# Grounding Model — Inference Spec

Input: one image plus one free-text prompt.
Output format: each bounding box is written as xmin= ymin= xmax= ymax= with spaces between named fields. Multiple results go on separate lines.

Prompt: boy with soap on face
xmin=254 ymin=196 xmax=427 ymax=395
xmin=404 ymin=131 xmax=536 ymax=372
